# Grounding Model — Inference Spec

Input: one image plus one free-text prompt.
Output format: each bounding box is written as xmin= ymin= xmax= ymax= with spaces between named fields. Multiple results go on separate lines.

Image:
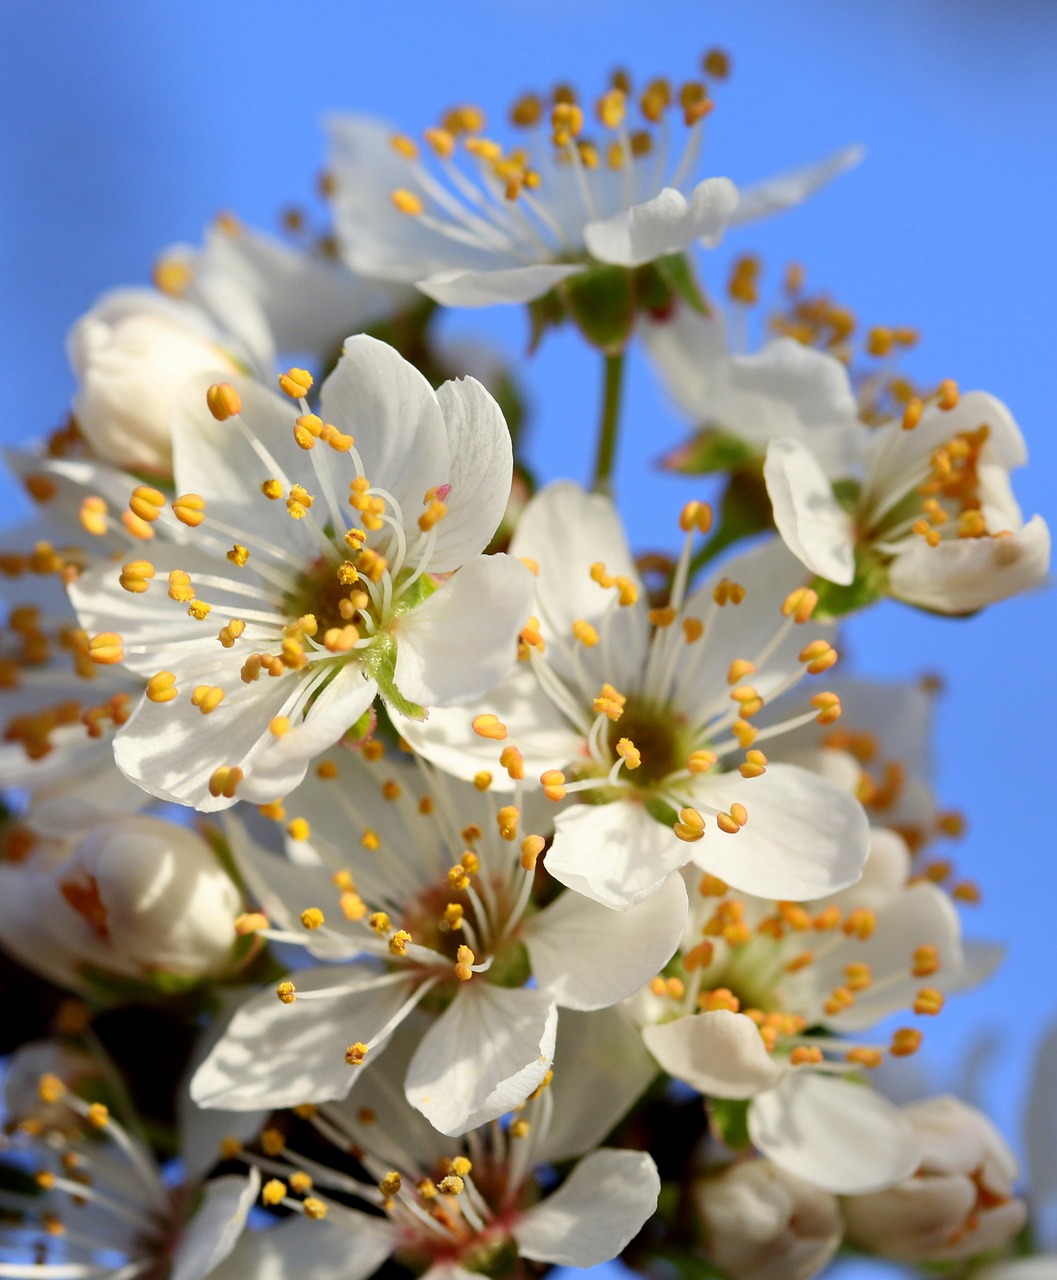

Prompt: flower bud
xmin=693 ymin=1158 xmax=842 ymax=1280
xmin=841 ymin=1095 xmax=1026 ymax=1263
xmin=68 ymin=289 xmax=239 ymax=474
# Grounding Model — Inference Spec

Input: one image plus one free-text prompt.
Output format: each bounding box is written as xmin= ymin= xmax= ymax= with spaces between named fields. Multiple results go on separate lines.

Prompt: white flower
xmin=68 ymin=335 xmax=535 ymax=810
xmin=210 ymin=1009 xmax=660 ymax=1279
xmin=0 ymin=1041 xmax=258 ymax=1280
xmin=0 ymin=814 xmax=244 ymax=993
xmin=326 ymin=80 xmax=859 ymax=308
xmin=405 ymin=482 xmax=868 ymax=910
xmin=764 ymin=388 xmax=1051 ymax=613
xmin=841 ymin=1095 xmax=1027 ymax=1262
xmin=68 ymin=288 xmax=245 ymax=474
xmin=191 ymin=748 xmax=684 ymax=1135
xmin=643 ymin=305 xmax=865 ymax=478
xmin=692 ymin=1158 xmax=842 ymax=1280
xmin=638 ymin=826 xmax=983 ymax=1193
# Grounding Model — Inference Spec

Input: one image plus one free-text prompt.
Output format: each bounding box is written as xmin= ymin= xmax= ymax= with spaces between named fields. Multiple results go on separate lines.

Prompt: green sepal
xmin=361 ymin=635 xmax=427 ymax=722
xmin=659 ymin=427 xmax=758 ymax=476
xmin=689 ymin=465 xmax=776 ymax=580
xmin=709 ymin=1096 xmax=753 ymax=1151
xmin=646 ymin=795 xmax=679 ymax=827
xmin=485 ymin=938 xmax=531 ymax=989
xmin=560 ymin=264 xmax=636 ymax=353
xmin=810 ymin=547 xmax=888 ymax=619
xmin=656 ymin=251 xmax=710 ymax=315
xmin=526 ymin=286 xmax=567 ymax=354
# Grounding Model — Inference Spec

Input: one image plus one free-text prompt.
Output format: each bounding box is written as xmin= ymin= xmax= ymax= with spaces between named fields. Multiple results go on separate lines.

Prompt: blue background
xmin=2 ymin=2 xmax=1055 ymax=1272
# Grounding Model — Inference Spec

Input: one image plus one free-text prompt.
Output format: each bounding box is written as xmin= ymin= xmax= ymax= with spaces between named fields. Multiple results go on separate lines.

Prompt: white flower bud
xmin=48 ymin=815 xmax=243 ymax=984
xmin=68 ymin=289 xmax=238 ymax=473
xmin=694 ymin=1158 xmax=842 ymax=1280
xmin=841 ymin=1095 xmax=1026 ymax=1263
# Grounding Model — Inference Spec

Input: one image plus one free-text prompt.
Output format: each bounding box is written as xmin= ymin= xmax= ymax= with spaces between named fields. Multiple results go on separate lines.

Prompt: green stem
xmin=591 ymin=350 xmax=626 ymax=497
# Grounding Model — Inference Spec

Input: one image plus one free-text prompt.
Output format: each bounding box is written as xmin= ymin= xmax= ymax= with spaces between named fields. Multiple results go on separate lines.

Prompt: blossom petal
xmin=691 ymin=763 xmax=869 ymax=901
xmin=749 ymin=1072 xmax=920 ymax=1193
xmin=524 ymin=871 xmax=688 ymax=1010
xmin=430 ymin=377 xmax=514 ymax=570
xmin=514 ymin=1149 xmax=660 ymax=1266
xmin=405 ymin=983 xmax=557 ymax=1135
xmin=170 ymin=1170 xmax=259 ymax=1280
xmin=584 ymin=179 xmax=738 ymax=266
xmin=418 ymin=263 xmax=586 ymax=306
xmin=887 ymin=514 xmax=1050 ymax=614
xmin=731 ymin=145 xmax=865 ymax=225
xmin=210 ymin=1210 xmax=395 ymax=1280
xmin=546 ymin=800 xmax=690 ymax=910
xmin=765 ymin=438 xmax=856 ymax=584
xmin=191 ymin=968 xmax=418 ymax=1110
xmin=393 ymin=554 xmax=533 ymax=707
xmin=643 ymin=1009 xmax=784 ymax=1098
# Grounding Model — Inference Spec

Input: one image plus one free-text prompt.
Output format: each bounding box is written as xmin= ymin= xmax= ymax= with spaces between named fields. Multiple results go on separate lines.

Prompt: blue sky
xmin=2 ymin=1 xmax=1055 ymax=1266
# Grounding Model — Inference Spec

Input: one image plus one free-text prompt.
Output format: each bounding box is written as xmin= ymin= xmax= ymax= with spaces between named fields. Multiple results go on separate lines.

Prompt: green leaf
xmin=710 ymin=1096 xmax=752 ymax=1151
xmin=560 ymin=264 xmax=636 ymax=353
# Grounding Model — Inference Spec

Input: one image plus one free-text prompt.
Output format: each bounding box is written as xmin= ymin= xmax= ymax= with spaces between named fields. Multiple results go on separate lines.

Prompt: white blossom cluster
xmin=0 ymin=52 xmax=1052 ymax=1280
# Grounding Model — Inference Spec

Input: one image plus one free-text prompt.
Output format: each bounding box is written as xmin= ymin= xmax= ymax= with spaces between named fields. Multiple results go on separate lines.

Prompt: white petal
xmin=888 ymin=514 xmax=1050 ymax=613
xmin=749 ymin=1072 xmax=920 ymax=1194
xmin=730 ymin=338 xmax=860 ymax=427
xmin=584 ymin=179 xmax=738 ymax=266
xmin=430 ymin=377 xmax=513 ymax=570
xmin=976 ymin=1260 xmax=1057 ymax=1280
xmin=418 ymin=263 xmax=586 ymax=306
xmin=691 ymin=763 xmax=869 ymax=900
xmin=541 ymin=1006 xmax=659 ymax=1163
xmin=525 ymin=871 xmax=687 ymax=1009
xmin=515 ymin=1149 xmax=660 ymax=1266
xmin=170 ymin=1170 xmax=259 ymax=1280
xmin=765 ymin=438 xmax=856 ymax=584
xmin=731 ymin=145 xmax=865 ymax=225
xmin=639 ymin=305 xmax=729 ymax=421
xmin=320 ymin=334 xmax=450 ymax=527
xmin=643 ymin=1010 xmax=784 ymax=1098
xmin=393 ymin=554 xmax=533 ymax=707
xmin=191 ymin=968 xmax=417 ymax=1110
xmin=546 ymin=800 xmax=690 ymax=910
xmin=209 ymin=1210 xmax=395 ymax=1280
xmin=1026 ymin=1023 xmax=1057 ymax=1223
xmin=405 ymin=983 xmax=556 ymax=1135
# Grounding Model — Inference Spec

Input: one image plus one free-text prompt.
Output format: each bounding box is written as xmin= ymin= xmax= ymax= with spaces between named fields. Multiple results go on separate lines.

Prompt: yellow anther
xmin=890 ymin=1027 xmax=923 ymax=1057
xmin=388 ymin=929 xmax=412 ymax=956
xmin=289 ymin=1171 xmax=313 ymax=1195
xmin=448 ymin=864 xmax=470 ymax=891
xmin=937 ymin=378 xmax=959 ymax=410
xmin=783 ymin=950 xmax=814 ymax=974
xmin=316 ymin=759 xmax=339 ymax=781
xmin=789 ymin=1045 xmax=824 ymax=1066
xmin=154 ymin=256 xmax=192 ymax=295
xmin=739 ymin=748 xmax=767 ymax=779
xmin=287 ymin=485 xmax=314 ymax=520
xmin=462 ymin=851 xmax=480 ymax=874
xmin=846 ymin=1046 xmax=884 ymax=1069
xmin=778 ymin=902 xmax=813 ymax=931
xmin=390 ymin=131 xmax=419 ymax=160
xmin=261 ymin=478 xmax=283 ymax=500
xmin=340 ymin=892 xmax=367 ymax=921
xmin=496 ymin=805 xmax=520 ymax=841
xmin=88 ymin=632 xmax=124 ymax=665
xmin=823 ymin=986 xmax=855 ymax=1016
xmin=260 ymin=1128 xmax=285 ymax=1157
xmin=683 ymin=941 xmax=715 ymax=973
xmin=191 ymin=685 xmax=225 ymax=715
xmin=187 ymin=599 xmax=212 ymax=621
xmin=38 ymin=1073 xmax=65 ymax=1104
xmin=614 ymin=575 xmax=638 ymax=606
xmin=391 ymin=188 xmax=424 ymax=216
xmin=281 ymin=637 xmax=307 ymax=670
xmin=258 ymin=801 xmax=285 ymax=821
xmin=703 ymin=48 xmax=731 ymax=79
xmin=119 ymin=559 xmax=155 ymax=593
xmin=381 ymin=779 xmax=402 ymax=802
xmin=262 ymin=1179 xmax=287 ymax=1206
xmin=129 ymin=485 xmax=166 ymax=523
xmin=902 ymin=397 xmax=924 ymax=431
xmin=699 ymin=988 xmax=740 ymax=1014
xmin=172 ymin=494 xmax=206 ymax=527
xmin=379 ymin=1170 xmax=403 ymax=1200
xmin=219 ymin=1136 xmax=244 ymax=1159
xmin=716 ymin=811 xmax=740 ymax=834
xmin=952 ymin=881 xmax=981 ymax=904
xmin=590 ymin=561 xmax=613 ymax=588
xmin=368 ymin=912 xmax=391 ymax=935
xmin=520 ymin=834 xmax=545 ymax=871
xmin=911 ymin=945 xmax=941 ymax=977
xmin=519 ymin=615 xmax=544 ymax=652
xmin=593 ymin=682 xmax=626 ymax=721
xmin=843 ymin=908 xmax=877 ymax=940
xmin=276 ymin=981 xmax=296 ymax=1004
xmin=144 ymin=671 xmax=177 ymax=704
xmin=472 ymin=713 xmax=507 ymax=741
xmin=418 ymin=499 xmax=448 ymax=532
xmin=321 ymin=625 xmax=359 ymax=653
xmin=234 ymin=912 xmax=269 ymax=935
xmin=813 ymin=905 xmax=842 ymax=931
xmin=439 ymin=1174 xmax=465 ymax=1195
xmin=674 ymin=806 xmax=705 ymax=842
xmin=423 ymin=125 xmax=456 ymax=158
xmin=713 ymin=577 xmax=746 ymax=606
xmin=466 ymin=770 xmax=489 ymax=793
xmin=278 ymin=367 xmax=313 ymax=399
xmin=207 ymin=382 xmax=242 ymax=421
xmin=345 ymin=1042 xmax=369 ymax=1066
xmin=730 ymin=684 xmax=763 ymax=717
xmin=356 ymin=548 xmax=387 ymax=582
xmin=208 ymin=765 xmax=244 ymax=799
xmin=267 ymin=716 xmax=290 ymax=739
xmin=781 ymin=587 xmax=819 ymax=623
xmin=799 ymin=640 xmax=838 ymax=674
xmin=682 ymin=616 xmax=704 ymax=643
xmin=80 ymin=495 xmax=109 ymax=536
xmin=844 ymin=962 xmax=873 ymax=991
xmin=361 ymin=828 xmax=381 ymax=851
xmin=616 ymin=738 xmax=641 ymax=770
xmin=541 ymin=769 xmax=567 ymax=802
xmin=500 ymin=745 xmax=525 ymax=780
xmin=914 ymin=987 xmax=945 ymax=1015
xmin=811 ymin=691 xmax=842 ymax=725
xmin=444 ymin=902 xmax=465 ymax=929
xmin=455 ymin=944 xmax=476 ymax=981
